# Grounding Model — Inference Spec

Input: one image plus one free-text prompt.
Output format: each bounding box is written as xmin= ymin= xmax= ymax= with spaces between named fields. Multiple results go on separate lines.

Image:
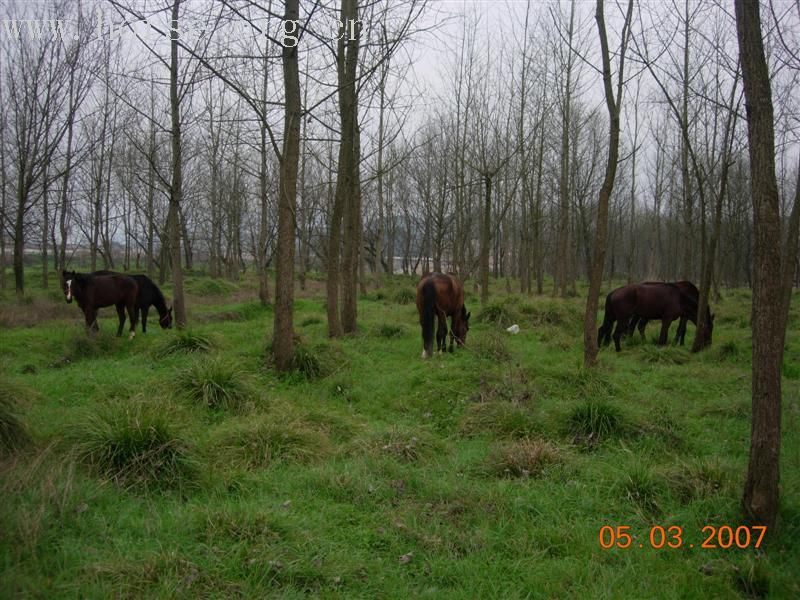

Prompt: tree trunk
xmin=735 ymin=0 xmax=784 ymax=532
xmin=480 ymin=174 xmax=492 ymax=305
xmin=168 ymin=0 xmax=187 ymax=329
xmin=583 ymin=0 xmax=632 ymax=368
xmin=272 ymin=0 xmax=302 ymax=371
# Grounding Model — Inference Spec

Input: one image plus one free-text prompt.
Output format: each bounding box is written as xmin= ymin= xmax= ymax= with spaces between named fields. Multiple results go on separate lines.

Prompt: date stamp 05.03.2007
xmin=599 ymin=525 xmax=767 ymax=550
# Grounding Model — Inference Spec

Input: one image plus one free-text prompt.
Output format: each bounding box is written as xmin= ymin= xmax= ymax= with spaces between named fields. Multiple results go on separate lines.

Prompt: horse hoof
xmin=129 ymin=331 xmax=136 ymax=340
xmin=421 ymin=350 xmax=428 ymax=359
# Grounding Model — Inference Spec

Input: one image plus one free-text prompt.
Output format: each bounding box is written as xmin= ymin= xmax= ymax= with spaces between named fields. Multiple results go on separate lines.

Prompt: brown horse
xmin=416 ymin=272 xmax=470 ymax=358
xmin=598 ymin=282 xmax=713 ymax=352
xmin=629 ymin=281 xmax=701 ymax=345
xmin=62 ymin=270 xmax=140 ymax=338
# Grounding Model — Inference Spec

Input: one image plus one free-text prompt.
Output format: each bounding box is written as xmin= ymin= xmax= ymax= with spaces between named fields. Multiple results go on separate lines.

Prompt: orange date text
xmin=598 ymin=525 xmax=767 ymax=549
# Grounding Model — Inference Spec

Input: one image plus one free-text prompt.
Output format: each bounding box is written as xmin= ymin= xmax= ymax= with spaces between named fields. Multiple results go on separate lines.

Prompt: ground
xmin=1 ymin=271 xmax=798 ymax=598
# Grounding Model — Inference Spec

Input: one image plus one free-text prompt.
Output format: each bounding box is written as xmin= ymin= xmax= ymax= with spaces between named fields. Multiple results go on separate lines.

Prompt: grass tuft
xmin=392 ymin=288 xmax=416 ymax=305
xmin=567 ymin=400 xmax=623 ymax=445
xmin=213 ymin=416 xmax=332 ymax=469
xmin=0 ymin=379 xmax=32 ymax=455
xmin=376 ymin=324 xmax=404 ymax=338
xmin=60 ymin=331 xmax=117 ymax=364
xmin=154 ymin=330 xmax=216 ymax=357
xmin=475 ymin=302 xmax=518 ymax=328
xmin=288 ymin=339 xmax=339 ymax=380
xmin=638 ymin=345 xmax=691 ymax=365
xmin=459 ymin=402 xmax=538 ymax=439
xmin=617 ymin=462 xmax=663 ymax=516
xmin=470 ymin=332 xmax=511 ymax=361
xmin=486 ymin=438 xmax=561 ymax=478
xmin=175 ymin=357 xmax=254 ymax=412
xmin=666 ymin=458 xmax=728 ymax=504
xmin=70 ymin=402 xmax=196 ymax=491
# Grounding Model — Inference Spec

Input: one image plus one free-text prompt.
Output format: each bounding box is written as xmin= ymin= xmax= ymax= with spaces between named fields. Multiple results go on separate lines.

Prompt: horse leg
xmin=638 ymin=319 xmax=647 ymax=340
xmin=675 ymin=317 xmax=687 ymax=345
xmin=612 ymin=319 xmax=625 ymax=352
xmin=127 ymin=300 xmax=138 ymax=339
xmin=85 ymin=308 xmax=99 ymax=334
xmin=115 ymin=303 xmax=126 ymax=337
xmin=436 ymin=312 xmax=447 ymax=353
xmin=658 ymin=320 xmax=670 ymax=346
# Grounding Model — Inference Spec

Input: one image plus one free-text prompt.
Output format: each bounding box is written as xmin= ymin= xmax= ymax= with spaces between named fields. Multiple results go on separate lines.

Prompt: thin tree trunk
xmin=583 ymin=0 xmax=632 ymax=368
xmin=735 ymin=0 xmax=784 ymax=532
xmin=272 ymin=0 xmax=302 ymax=371
xmin=168 ymin=0 xmax=187 ymax=329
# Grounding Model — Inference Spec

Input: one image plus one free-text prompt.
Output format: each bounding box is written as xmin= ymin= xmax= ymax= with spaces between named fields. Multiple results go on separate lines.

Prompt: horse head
xmin=160 ymin=306 xmax=174 ymax=329
xmin=62 ymin=270 xmax=78 ymax=303
xmin=453 ymin=306 xmax=470 ymax=346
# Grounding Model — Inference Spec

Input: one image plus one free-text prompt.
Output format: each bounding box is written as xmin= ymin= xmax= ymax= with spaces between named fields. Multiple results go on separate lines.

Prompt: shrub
xmin=70 ymin=403 xmax=195 ymax=491
xmin=175 ymin=357 xmax=253 ymax=412
xmin=0 ymin=379 xmax=32 ymax=455
xmin=300 ymin=316 xmax=322 ymax=327
xmin=487 ymin=438 xmax=561 ymax=478
xmin=154 ymin=331 xmax=216 ymax=358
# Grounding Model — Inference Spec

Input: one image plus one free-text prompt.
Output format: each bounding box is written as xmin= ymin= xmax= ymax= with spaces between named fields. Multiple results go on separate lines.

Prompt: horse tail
xmin=598 ymin=292 xmax=615 ymax=347
xmin=420 ymin=279 xmax=436 ymax=357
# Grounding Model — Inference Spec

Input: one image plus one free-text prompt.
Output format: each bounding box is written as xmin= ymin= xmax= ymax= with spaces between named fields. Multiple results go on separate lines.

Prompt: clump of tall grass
xmin=470 ymin=332 xmax=511 ymax=361
xmin=459 ymin=402 xmax=538 ymax=439
xmin=567 ymin=400 xmax=623 ymax=444
xmin=375 ymin=324 xmax=404 ymax=338
xmin=487 ymin=438 xmax=561 ymax=478
xmin=213 ymin=417 xmax=332 ymax=469
xmin=392 ymin=288 xmax=416 ymax=305
xmin=289 ymin=339 xmax=339 ymax=380
xmin=363 ymin=427 xmax=442 ymax=462
xmin=154 ymin=330 xmax=216 ymax=357
xmin=175 ymin=357 xmax=254 ymax=412
xmin=0 ymin=379 xmax=32 ymax=455
xmin=638 ymin=345 xmax=691 ymax=365
xmin=60 ymin=330 xmax=117 ymax=363
xmin=617 ymin=462 xmax=663 ymax=516
xmin=475 ymin=302 xmax=518 ymax=328
xmin=70 ymin=402 xmax=196 ymax=492
xmin=185 ymin=277 xmax=238 ymax=296
xmin=666 ymin=458 xmax=729 ymax=504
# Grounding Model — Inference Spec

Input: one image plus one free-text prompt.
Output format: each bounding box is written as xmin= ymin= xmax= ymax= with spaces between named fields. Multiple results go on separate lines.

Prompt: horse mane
xmin=148 ymin=279 xmax=168 ymax=313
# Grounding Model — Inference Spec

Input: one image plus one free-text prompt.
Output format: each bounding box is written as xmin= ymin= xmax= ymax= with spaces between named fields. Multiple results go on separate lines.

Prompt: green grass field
xmin=1 ymin=273 xmax=799 ymax=598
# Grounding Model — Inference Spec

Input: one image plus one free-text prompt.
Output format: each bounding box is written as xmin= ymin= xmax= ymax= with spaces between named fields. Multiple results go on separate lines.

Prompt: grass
xmin=68 ymin=401 xmax=196 ymax=492
xmin=0 ymin=378 xmax=32 ymax=454
xmin=0 ymin=273 xmax=799 ymax=597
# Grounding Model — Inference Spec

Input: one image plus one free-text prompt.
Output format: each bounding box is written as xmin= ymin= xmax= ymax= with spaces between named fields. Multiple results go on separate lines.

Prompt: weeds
xmin=486 ymin=438 xmax=561 ymax=478
xmin=0 ymin=379 xmax=32 ymax=454
xmin=154 ymin=330 xmax=216 ymax=357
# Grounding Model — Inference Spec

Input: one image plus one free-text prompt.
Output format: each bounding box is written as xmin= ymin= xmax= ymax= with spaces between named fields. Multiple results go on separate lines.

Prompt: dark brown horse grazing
xmin=598 ymin=282 xmax=713 ymax=352
xmin=93 ymin=270 xmax=173 ymax=332
xmin=629 ymin=281 xmax=701 ymax=345
xmin=416 ymin=273 xmax=470 ymax=358
xmin=62 ymin=270 xmax=140 ymax=338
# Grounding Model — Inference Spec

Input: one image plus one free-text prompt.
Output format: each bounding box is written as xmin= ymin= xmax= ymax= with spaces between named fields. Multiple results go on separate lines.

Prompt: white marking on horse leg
xmin=129 ymin=330 xmax=136 ymax=340
xmin=66 ymin=279 xmax=72 ymax=301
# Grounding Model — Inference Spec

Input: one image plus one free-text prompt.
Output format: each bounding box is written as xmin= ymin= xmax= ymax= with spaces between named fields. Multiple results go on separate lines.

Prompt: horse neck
xmin=151 ymin=288 xmax=168 ymax=316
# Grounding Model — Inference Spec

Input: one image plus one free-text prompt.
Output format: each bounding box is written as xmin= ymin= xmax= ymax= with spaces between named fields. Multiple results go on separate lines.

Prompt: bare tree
xmin=734 ymin=0 xmax=786 ymax=532
xmin=583 ymin=0 xmax=634 ymax=368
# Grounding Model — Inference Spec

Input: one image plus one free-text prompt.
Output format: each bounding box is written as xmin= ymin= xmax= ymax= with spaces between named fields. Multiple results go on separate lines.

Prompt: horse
xmin=416 ymin=272 xmax=470 ymax=358
xmin=598 ymin=282 xmax=713 ymax=352
xmin=61 ymin=270 xmax=139 ymax=338
xmin=93 ymin=271 xmax=172 ymax=332
xmin=628 ymin=281 xmax=700 ymax=345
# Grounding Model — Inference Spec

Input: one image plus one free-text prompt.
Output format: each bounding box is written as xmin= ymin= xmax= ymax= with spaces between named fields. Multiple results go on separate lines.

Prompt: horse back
xmin=416 ymin=272 xmax=464 ymax=315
